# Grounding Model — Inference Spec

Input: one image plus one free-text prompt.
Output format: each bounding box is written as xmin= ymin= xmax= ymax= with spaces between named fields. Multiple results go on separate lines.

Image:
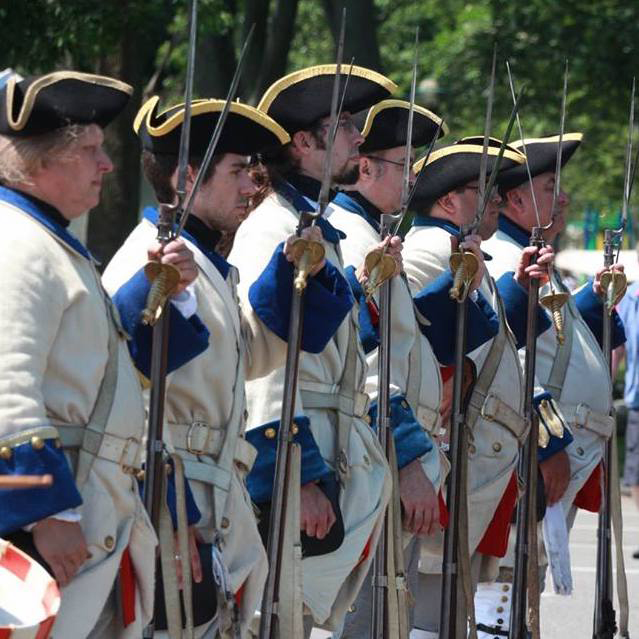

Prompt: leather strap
xmin=559 ymin=403 xmax=615 ymax=439
xmin=545 ymin=277 xmax=575 ymax=401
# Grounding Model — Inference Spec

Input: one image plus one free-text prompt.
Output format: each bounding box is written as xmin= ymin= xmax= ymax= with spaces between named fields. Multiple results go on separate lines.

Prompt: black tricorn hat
xmin=410 ymin=138 xmax=526 ymax=209
xmin=0 ymin=71 xmax=132 ymax=137
xmin=257 ymin=64 xmax=397 ymax=134
xmin=355 ymin=99 xmax=448 ymax=153
xmin=134 ymin=96 xmax=290 ymax=157
xmin=498 ymin=133 xmax=583 ymax=191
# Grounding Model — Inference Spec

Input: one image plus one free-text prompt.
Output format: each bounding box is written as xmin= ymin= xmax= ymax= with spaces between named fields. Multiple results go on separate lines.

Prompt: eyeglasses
xmin=366 ymin=155 xmax=412 ymax=171
xmin=315 ymin=117 xmax=359 ymax=135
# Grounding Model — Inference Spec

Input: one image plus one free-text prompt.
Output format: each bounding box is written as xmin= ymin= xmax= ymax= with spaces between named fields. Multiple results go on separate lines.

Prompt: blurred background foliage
xmin=1 ymin=0 xmax=638 ymax=262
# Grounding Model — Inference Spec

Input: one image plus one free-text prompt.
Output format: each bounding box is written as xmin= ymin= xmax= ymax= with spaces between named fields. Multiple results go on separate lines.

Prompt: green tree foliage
xmin=1 ymin=0 xmax=638 ymax=259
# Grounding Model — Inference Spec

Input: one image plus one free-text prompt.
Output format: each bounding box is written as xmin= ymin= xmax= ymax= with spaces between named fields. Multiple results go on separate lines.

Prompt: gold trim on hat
xmin=360 ymin=99 xmax=449 ymax=138
xmin=5 ymin=71 xmax=133 ymax=132
xmin=412 ymin=143 xmax=526 ymax=174
xmin=510 ymin=132 xmax=583 ymax=147
xmin=134 ymin=96 xmax=290 ymax=144
xmin=257 ymin=64 xmax=398 ymax=114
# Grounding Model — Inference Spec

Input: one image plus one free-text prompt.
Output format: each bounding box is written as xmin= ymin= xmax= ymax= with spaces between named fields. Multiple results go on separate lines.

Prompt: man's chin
xmin=333 ymin=164 xmax=360 ymax=186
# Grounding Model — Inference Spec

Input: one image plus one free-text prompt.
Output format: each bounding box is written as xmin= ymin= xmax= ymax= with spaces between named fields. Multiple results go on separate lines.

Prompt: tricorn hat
xmin=355 ymin=99 xmax=448 ymax=153
xmin=134 ymin=96 xmax=290 ymax=157
xmin=0 ymin=71 xmax=132 ymax=137
xmin=410 ymin=138 xmax=526 ymax=210
xmin=258 ymin=64 xmax=397 ymax=134
xmin=497 ymin=133 xmax=583 ymax=191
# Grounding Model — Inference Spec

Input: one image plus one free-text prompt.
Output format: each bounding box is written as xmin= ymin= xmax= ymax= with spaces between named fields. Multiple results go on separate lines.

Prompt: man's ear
xmin=290 ymin=130 xmax=313 ymax=157
xmin=185 ymin=163 xmax=198 ymax=188
xmin=438 ymin=192 xmax=456 ymax=215
xmin=505 ymin=186 xmax=524 ymax=213
xmin=358 ymin=156 xmax=373 ymax=181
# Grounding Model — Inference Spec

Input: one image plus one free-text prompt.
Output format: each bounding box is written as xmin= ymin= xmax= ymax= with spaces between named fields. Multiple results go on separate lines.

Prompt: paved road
xmin=311 ymin=495 xmax=639 ymax=638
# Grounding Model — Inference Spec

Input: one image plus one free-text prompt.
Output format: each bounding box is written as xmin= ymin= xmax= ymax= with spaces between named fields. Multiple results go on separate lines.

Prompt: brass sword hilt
xmin=539 ymin=288 xmax=569 ymax=345
xmin=449 ymin=249 xmax=479 ymax=302
xmin=290 ymin=238 xmax=325 ymax=293
xmin=600 ymin=269 xmax=627 ymax=315
xmin=141 ymin=261 xmax=182 ymax=326
xmin=363 ymin=247 xmax=398 ymax=300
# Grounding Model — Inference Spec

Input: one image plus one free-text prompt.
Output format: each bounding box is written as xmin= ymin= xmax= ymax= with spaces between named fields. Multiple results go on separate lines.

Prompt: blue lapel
xmin=332 ymin=192 xmax=381 ymax=233
xmin=497 ymin=214 xmax=530 ymax=248
xmin=0 ymin=186 xmax=91 ymax=259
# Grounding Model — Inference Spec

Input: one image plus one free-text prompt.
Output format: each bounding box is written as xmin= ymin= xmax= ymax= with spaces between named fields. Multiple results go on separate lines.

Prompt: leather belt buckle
xmin=481 ymin=394 xmax=498 ymax=421
xmin=186 ymin=421 xmax=211 ymax=456
xmin=119 ymin=436 xmax=141 ymax=474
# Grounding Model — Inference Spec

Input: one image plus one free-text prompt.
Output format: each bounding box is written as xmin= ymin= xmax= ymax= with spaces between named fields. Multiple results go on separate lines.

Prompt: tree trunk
xmin=322 ymin=0 xmax=383 ymax=72
xmin=252 ymin=0 xmax=300 ymax=104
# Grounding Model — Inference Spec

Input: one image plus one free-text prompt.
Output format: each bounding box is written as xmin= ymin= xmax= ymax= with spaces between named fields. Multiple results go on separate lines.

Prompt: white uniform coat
xmin=403 ymin=223 xmax=525 ymax=561
xmin=485 ymin=226 xmax=611 ymax=511
xmin=228 ymin=189 xmax=392 ymax=627
xmin=102 ymin=213 xmax=289 ymax=636
xmin=0 ymin=194 xmax=156 ymax=638
xmin=327 ymin=202 xmax=444 ymax=495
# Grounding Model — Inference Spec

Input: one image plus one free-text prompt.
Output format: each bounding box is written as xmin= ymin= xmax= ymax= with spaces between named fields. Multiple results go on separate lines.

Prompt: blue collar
xmin=0 ymin=185 xmax=91 ymax=259
xmin=411 ymin=214 xmax=492 ymax=260
xmin=142 ymin=207 xmax=231 ymax=279
xmin=332 ymin=191 xmax=381 ymax=233
xmin=412 ymin=215 xmax=460 ymax=236
xmin=497 ymin=214 xmax=531 ymax=248
xmin=274 ymin=178 xmax=346 ymax=245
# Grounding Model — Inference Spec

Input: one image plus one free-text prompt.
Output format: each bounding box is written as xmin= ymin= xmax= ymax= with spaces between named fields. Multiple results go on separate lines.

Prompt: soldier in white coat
xmin=102 ymin=97 xmax=354 ymax=638
xmin=228 ymin=65 xmax=398 ymax=635
xmin=481 ymin=134 xmax=626 ymax=632
xmin=0 ymin=71 xmax=202 ymax=637
xmin=327 ymin=101 xmax=503 ymax=637
xmin=401 ymin=139 xmax=569 ymax=636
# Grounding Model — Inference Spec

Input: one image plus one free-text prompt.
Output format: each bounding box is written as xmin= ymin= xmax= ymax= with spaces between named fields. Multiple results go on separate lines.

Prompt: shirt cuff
xmin=170 ymin=286 xmax=197 ymax=319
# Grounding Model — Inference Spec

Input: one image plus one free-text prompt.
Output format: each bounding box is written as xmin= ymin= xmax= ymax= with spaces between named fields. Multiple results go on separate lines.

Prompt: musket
xmin=258 ymin=11 xmax=349 ymax=639
xmin=369 ymin=28 xmax=419 ymax=639
xmin=141 ymin=3 xmax=255 ymax=634
xmin=505 ymin=59 xmax=564 ymax=639
xmin=593 ymin=77 xmax=635 ymax=639
xmin=440 ymin=46 xmax=498 ymax=639
xmin=142 ymin=4 xmax=197 ymax=636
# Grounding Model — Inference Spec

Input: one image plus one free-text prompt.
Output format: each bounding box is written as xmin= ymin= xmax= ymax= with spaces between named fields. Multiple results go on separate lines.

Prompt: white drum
xmin=0 ymin=539 xmax=60 ymax=638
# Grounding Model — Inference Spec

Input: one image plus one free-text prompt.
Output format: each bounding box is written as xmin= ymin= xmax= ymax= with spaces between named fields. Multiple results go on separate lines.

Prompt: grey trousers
xmin=332 ymin=536 xmax=420 ymax=638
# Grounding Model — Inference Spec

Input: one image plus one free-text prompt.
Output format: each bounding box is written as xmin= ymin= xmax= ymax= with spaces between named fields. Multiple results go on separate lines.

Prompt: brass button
xmin=31 ymin=436 xmax=45 ymax=450
xmin=265 ymin=428 xmax=277 ymax=440
xmin=493 ymin=442 xmax=502 ymax=453
xmin=0 ymin=446 xmax=11 ymax=460
xmin=290 ymin=424 xmax=299 ymax=435
xmin=497 ymin=617 xmax=504 ymax=624
xmin=54 ymin=438 xmax=62 ymax=449
xmin=221 ymin=517 xmax=230 ymax=529
xmin=502 ymin=584 xmax=510 ymax=592
xmin=501 ymin=595 xmax=508 ymax=602
xmin=496 ymin=606 xmax=504 ymax=613
xmin=577 ymin=446 xmax=584 ymax=456
xmin=104 ymin=535 xmax=115 ymax=550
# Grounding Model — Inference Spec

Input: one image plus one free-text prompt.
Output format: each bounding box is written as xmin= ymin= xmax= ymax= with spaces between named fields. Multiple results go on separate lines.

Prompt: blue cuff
xmin=0 ymin=438 xmax=82 ymax=535
xmin=496 ymin=272 xmax=551 ymax=349
xmin=368 ymin=396 xmax=433 ymax=469
xmin=344 ymin=265 xmax=379 ymax=354
xmin=112 ymin=268 xmax=210 ymax=378
xmin=245 ymin=417 xmax=333 ymax=503
xmin=413 ymin=271 xmax=499 ymax=364
xmin=534 ymin=392 xmax=574 ymax=462
xmin=248 ymin=244 xmax=354 ymax=354
xmin=574 ymin=282 xmax=626 ymax=349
